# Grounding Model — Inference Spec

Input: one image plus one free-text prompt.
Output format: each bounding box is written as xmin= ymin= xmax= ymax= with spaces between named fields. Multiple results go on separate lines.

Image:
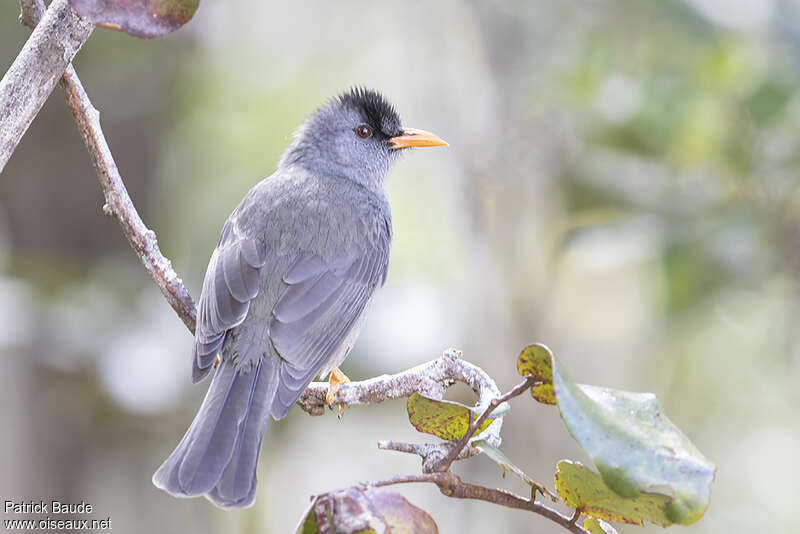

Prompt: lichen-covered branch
xmin=12 ymin=0 xmax=198 ymax=332
xmin=0 ymin=0 xmax=93 ymax=172
xmin=19 ymin=0 xmax=46 ymax=27
xmin=299 ymin=348 xmax=503 ymax=472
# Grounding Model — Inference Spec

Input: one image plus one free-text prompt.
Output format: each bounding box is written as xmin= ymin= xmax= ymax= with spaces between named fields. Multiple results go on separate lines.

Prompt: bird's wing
xmin=268 ymin=231 xmax=390 ymax=419
xmin=192 ymin=220 xmax=267 ymax=383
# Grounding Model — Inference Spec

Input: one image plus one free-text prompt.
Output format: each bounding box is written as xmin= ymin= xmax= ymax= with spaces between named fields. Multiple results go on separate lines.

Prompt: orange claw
xmin=325 ymin=368 xmax=350 ymax=418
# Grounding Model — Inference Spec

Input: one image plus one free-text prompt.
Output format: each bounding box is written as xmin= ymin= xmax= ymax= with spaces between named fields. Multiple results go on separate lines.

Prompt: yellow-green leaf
xmin=554 ymin=460 xmax=672 ymax=526
xmin=295 ymin=500 xmax=318 ymax=534
xmin=406 ymin=393 xmax=494 ymax=441
xmin=516 ymin=343 xmax=555 ymax=404
xmin=583 ymin=518 xmax=618 ymax=534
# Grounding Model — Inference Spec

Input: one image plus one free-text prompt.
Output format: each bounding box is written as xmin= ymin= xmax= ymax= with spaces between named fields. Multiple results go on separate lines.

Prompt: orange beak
xmin=388 ymin=128 xmax=449 ymax=150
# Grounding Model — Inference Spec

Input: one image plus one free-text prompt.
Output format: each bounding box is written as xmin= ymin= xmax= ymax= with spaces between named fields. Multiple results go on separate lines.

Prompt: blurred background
xmin=1 ymin=0 xmax=799 ymax=532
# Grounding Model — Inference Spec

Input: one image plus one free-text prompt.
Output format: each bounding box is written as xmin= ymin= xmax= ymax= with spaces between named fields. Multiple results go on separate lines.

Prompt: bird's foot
xmin=326 ymin=368 xmax=350 ymax=419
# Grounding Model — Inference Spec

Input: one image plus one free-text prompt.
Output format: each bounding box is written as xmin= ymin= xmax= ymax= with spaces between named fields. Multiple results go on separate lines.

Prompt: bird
xmin=152 ymin=88 xmax=447 ymax=509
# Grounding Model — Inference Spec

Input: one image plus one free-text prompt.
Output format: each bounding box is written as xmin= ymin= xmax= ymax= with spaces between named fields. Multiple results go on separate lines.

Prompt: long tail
xmin=153 ymin=357 xmax=279 ymax=508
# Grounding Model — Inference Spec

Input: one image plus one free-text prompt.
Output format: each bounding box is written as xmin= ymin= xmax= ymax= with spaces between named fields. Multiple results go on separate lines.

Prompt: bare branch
xmin=0 ymin=0 xmax=93 ymax=172
xmin=314 ymin=472 xmax=589 ymax=534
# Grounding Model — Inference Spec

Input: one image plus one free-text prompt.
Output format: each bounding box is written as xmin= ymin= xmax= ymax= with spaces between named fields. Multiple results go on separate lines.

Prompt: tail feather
xmin=208 ymin=359 xmax=277 ymax=508
xmin=153 ymin=356 xmax=278 ymax=508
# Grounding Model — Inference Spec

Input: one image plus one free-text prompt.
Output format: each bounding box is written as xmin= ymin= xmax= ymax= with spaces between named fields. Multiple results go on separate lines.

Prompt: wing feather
xmin=268 ymin=226 xmax=390 ymax=419
xmin=272 ymin=273 xmax=347 ymax=323
xmin=192 ymin=221 xmax=266 ymax=383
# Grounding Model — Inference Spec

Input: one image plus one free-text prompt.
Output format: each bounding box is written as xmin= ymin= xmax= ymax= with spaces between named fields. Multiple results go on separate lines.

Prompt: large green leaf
xmin=555 ymin=460 xmax=672 ymax=526
xmin=406 ymin=392 xmax=495 ymax=441
xmin=516 ymin=343 xmax=715 ymax=524
xmin=68 ymin=0 xmax=199 ymax=38
xmin=295 ymin=488 xmax=437 ymax=534
xmin=551 ymin=357 xmax=715 ymax=524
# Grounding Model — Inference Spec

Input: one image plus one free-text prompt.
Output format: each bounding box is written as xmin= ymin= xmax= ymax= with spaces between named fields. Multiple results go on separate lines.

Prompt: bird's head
xmin=280 ymin=87 xmax=447 ymax=191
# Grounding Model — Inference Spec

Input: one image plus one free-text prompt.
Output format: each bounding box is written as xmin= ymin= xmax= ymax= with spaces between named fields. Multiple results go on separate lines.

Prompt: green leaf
xmin=295 ymin=500 xmax=318 ymax=534
xmin=551 ymin=357 xmax=716 ymax=524
xmin=582 ymin=517 xmax=619 ymax=534
xmin=298 ymin=517 xmax=317 ymax=534
xmin=406 ymin=392 xmax=494 ymax=441
xmin=515 ymin=343 xmax=716 ymax=523
xmin=295 ymin=488 xmax=437 ymax=534
xmin=516 ymin=343 xmax=556 ymax=404
xmin=68 ymin=0 xmax=199 ymax=38
xmin=472 ymin=439 xmax=556 ymax=501
xmin=554 ymin=460 xmax=672 ymax=526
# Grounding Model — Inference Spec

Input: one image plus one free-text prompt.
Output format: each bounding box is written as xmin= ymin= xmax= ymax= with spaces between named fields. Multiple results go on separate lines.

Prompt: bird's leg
xmin=325 ymin=368 xmax=350 ymax=418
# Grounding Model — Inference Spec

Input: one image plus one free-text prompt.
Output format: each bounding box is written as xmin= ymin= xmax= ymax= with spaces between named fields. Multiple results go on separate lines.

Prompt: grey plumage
xmin=153 ymin=88 xmax=445 ymax=509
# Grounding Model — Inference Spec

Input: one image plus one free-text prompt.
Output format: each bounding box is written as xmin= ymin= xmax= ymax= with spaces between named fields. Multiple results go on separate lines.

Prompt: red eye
xmin=356 ymin=124 xmax=372 ymax=139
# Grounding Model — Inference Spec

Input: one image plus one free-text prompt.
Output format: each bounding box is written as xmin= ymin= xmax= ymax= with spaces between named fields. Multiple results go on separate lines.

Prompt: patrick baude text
xmin=5 ymin=500 xmax=93 ymax=514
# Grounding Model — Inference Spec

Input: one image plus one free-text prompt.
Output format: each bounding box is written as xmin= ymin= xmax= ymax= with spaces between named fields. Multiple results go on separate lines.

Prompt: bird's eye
xmin=356 ymin=124 xmax=372 ymax=139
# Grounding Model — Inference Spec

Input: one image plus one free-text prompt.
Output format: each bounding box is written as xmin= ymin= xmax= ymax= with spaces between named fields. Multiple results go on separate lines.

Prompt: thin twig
xmin=376 ymin=440 xmax=476 ymax=466
xmin=376 ymin=441 xmax=430 ymax=456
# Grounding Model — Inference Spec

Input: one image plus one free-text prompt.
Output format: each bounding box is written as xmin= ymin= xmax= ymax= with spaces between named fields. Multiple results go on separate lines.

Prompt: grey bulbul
xmin=152 ymin=88 xmax=447 ymax=508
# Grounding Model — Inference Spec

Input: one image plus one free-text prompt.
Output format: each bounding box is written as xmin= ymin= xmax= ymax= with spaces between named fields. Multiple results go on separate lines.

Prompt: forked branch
xmin=309 ymin=373 xmax=589 ymax=534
